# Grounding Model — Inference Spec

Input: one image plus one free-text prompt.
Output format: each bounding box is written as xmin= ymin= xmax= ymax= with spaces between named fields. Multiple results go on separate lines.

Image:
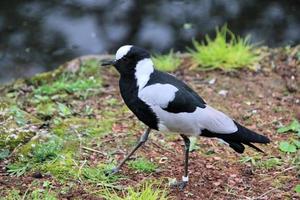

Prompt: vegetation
xmin=277 ymin=119 xmax=300 ymax=153
xmin=102 ymin=181 xmax=169 ymax=200
xmin=82 ymin=164 xmax=122 ymax=184
xmin=32 ymin=137 xmax=63 ymax=162
xmin=128 ymin=157 xmax=158 ymax=173
xmin=189 ymin=25 xmax=259 ymax=70
xmin=152 ymin=50 xmax=181 ymax=72
xmin=33 ymin=60 xmax=101 ymax=98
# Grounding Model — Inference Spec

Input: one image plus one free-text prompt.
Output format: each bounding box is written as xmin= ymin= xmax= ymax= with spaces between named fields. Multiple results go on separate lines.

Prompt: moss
xmin=0 ymin=126 xmax=36 ymax=150
xmin=32 ymin=59 xmax=102 ymax=99
xmin=0 ymin=103 xmax=42 ymax=150
xmin=9 ymin=105 xmax=41 ymax=126
xmin=28 ymin=65 xmax=65 ymax=86
xmin=36 ymin=153 xmax=79 ymax=179
xmin=52 ymin=116 xmax=113 ymax=138
xmin=36 ymin=102 xmax=57 ymax=117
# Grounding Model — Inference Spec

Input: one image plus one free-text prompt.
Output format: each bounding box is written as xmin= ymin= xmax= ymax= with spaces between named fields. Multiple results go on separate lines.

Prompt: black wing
xmin=145 ymin=70 xmax=206 ymax=113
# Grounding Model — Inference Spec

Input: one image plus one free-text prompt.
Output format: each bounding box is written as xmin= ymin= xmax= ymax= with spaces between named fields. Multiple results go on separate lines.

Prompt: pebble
xmin=32 ymin=171 xmax=43 ymax=178
xmin=208 ymin=78 xmax=216 ymax=85
xmin=205 ymin=164 xmax=214 ymax=169
xmin=218 ymin=90 xmax=228 ymax=96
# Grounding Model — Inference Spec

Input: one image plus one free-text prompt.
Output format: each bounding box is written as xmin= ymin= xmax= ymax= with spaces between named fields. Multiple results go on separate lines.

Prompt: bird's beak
xmin=101 ymin=59 xmax=116 ymax=66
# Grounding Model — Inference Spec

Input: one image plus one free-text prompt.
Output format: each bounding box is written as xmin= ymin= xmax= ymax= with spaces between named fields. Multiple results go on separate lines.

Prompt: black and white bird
xmin=102 ymin=45 xmax=270 ymax=189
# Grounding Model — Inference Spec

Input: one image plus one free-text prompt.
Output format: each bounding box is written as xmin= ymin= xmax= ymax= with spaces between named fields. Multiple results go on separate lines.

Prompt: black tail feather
xmin=201 ymin=121 xmax=270 ymax=153
xmin=224 ymin=140 xmax=245 ymax=154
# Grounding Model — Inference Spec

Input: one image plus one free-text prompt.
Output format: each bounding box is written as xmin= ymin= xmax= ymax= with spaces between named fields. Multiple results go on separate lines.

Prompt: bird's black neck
xmin=119 ymin=74 xmax=158 ymax=130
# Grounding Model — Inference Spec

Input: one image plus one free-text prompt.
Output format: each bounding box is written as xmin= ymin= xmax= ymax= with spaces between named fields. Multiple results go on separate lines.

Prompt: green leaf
xmin=0 ymin=149 xmax=10 ymax=160
xmin=277 ymin=126 xmax=292 ymax=133
xmin=279 ymin=141 xmax=297 ymax=153
xmin=277 ymin=119 xmax=300 ymax=133
xmin=292 ymin=139 xmax=300 ymax=148
xmin=295 ymin=184 xmax=300 ymax=193
xmin=189 ymin=137 xmax=200 ymax=152
xmin=57 ymin=103 xmax=72 ymax=117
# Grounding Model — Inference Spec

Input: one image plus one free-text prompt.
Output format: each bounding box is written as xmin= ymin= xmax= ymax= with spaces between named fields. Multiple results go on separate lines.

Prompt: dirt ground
xmin=0 ymin=47 xmax=299 ymax=199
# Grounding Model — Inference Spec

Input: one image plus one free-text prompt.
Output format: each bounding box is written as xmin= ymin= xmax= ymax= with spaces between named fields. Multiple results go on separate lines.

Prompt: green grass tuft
xmin=33 ymin=59 xmax=102 ymax=98
xmin=152 ymin=50 xmax=181 ymax=72
xmin=128 ymin=157 xmax=157 ymax=173
xmin=102 ymin=181 xmax=169 ymax=200
xmin=7 ymin=162 xmax=31 ymax=177
xmin=34 ymin=76 xmax=100 ymax=96
xmin=83 ymin=164 xmax=121 ymax=184
xmin=32 ymin=137 xmax=63 ymax=162
xmin=189 ymin=25 xmax=259 ymax=71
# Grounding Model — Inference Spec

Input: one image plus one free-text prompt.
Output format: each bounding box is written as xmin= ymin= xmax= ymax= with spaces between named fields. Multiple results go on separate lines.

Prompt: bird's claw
xmin=104 ymin=167 xmax=119 ymax=176
xmin=170 ymin=181 xmax=188 ymax=191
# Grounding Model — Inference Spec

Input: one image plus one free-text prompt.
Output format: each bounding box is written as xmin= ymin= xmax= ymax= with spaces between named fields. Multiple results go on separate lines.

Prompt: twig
xmin=273 ymin=166 xmax=296 ymax=175
xmin=258 ymin=165 xmax=296 ymax=183
xmin=221 ymin=191 xmax=252 ymax=200
xmin=22 ymin=183 xmax=32 ymax=200
xmin=150 ymin=141 xmax=177 ymax=155
xmin=254 ymin=187 xmax=278 ymax=200
xmin=95 ymin=183 xmax=124 ymax=190
xmin=82 ymin=146 xmax=107 ymax=156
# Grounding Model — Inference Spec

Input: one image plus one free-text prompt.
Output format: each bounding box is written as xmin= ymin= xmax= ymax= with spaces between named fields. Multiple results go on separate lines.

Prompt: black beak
xmin=101 ymin=59 xmax=116 ymax=66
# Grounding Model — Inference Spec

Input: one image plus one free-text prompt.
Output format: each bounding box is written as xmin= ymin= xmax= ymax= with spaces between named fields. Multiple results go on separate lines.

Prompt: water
xmin=0 ymin=0 xmax=299 ymax=83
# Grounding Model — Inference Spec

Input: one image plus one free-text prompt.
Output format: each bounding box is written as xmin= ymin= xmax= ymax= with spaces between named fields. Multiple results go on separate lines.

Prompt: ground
xmin=0 ymin=47 xmax=299 ymax=200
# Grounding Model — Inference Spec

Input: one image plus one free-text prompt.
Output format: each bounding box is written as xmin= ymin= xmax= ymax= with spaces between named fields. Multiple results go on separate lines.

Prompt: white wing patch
xmin=138 ymin=84 xmax=178 ymax=108
xmin=197 ymin=105 xmax=237 ymax=134
xmin=135 ymin=58 xmax=154 ymax=91
xmin=147 ymin=105 xmax=237 ymax=136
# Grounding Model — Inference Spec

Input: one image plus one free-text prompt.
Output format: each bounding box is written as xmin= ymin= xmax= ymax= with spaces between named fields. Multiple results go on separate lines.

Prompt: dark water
xmin=0 ymin=0 xmax=299 ymax=83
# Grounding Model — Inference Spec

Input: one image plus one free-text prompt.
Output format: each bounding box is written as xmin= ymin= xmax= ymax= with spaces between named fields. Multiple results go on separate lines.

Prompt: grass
xmin=7 ymin=162 xmax=31 ymax=177
xmin=128 ymin=157 xmax=157 ymax=173
xmin=152 ymin=50 xmax=181 ymax=72
xmin=33 ymin=59 xmax=101 ymax=98
xmin=102 ymin=181 xmax=169 ymax=200
xmin=189 ymin=25 xmax=259 ymax=71
xmin=1 ymin=188 xmax=58 ymax=200
xmin=82 ymin=164 xmax=122 ymax=184
xmin=32 ymin=137 xmax=63 ymax=162
xmin=34 ymin=76 xmax=99 ymax=96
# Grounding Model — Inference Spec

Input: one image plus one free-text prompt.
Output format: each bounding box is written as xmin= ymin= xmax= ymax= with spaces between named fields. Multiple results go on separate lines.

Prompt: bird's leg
xmin=106 ymin=128 xmax=151 ymax=176
xmin=171 ymin=134 xmax=190 ymax=190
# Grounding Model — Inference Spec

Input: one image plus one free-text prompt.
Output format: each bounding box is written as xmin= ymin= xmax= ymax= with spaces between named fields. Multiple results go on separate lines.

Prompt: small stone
xmin=251 ymin=109 xmax=257 ymax=114
xmin=218 ymin=90 xmax=228 ymax=96
xmin=205 ymin=164 xmax=214 ymax=169
xmin=213 ymin=181 xmax=221 ymax=186
xmin=208 ymin=78 xmax=216 ymax=85
xmin=245 ymin=101 xmax=252 ymax=106
xmin=213 ymin=156 xmax=221 ymax=160
xmin=32 ymin=172 xmax=43 ymax=178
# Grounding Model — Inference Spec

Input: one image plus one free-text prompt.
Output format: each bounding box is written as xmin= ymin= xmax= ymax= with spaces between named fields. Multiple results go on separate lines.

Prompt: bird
xmin=102 ymin=45 xmax=270 ymax=190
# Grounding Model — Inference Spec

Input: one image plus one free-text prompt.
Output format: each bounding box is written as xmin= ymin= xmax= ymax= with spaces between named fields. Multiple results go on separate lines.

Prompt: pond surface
xmin=0 ymin=0 xmax=299 ymax=83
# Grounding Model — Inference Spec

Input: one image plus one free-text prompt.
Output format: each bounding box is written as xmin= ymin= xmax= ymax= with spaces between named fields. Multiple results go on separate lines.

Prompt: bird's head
xmin=102 ymin=45 xmax=153 ymax=77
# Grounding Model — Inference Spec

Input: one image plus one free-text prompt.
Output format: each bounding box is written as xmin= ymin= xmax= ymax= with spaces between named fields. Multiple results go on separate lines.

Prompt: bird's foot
xmin=104 ymin=167 xmax=119 ymax=176
xmin=170 ymin=180 xmax=188 ymax=191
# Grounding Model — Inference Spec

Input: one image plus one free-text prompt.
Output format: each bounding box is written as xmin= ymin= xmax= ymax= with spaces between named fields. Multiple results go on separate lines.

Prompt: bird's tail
xmin=201 ymin=121 xmax=270 ymax=154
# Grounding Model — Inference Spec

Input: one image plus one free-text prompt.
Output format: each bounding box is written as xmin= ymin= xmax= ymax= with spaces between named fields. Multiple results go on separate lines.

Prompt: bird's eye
xmin=123 ymin=56 xmax=130 ymax=61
